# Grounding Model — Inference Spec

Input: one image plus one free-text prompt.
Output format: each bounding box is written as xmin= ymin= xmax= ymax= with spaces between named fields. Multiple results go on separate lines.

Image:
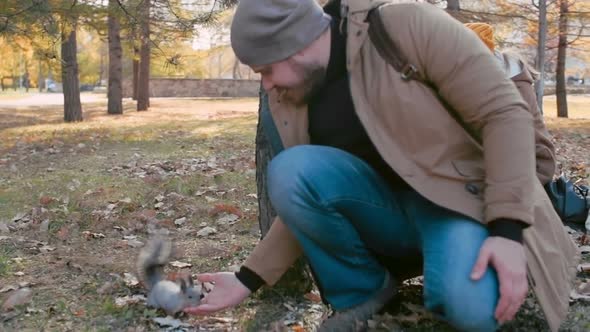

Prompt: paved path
xmin=0 ymin=93 xmax=106 ymax=108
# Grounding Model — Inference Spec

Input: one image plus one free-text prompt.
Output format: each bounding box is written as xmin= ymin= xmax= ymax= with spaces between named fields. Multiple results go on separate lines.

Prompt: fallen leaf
xmin=291 ymin=325 xmax=305 ymax=332
xmin=174 ymin=217 xmax=187 ymax=226
xmin=56 ymin=226 xmax=69 ymax=241
xmin=578 ymin=263 xmax=590 ymax=272
xmin=17 ymin=281 xmax=31 ymax=288
xmin=106 ymin=204 xmax=117 ymax=212
xmin=97 ymin=282 xmax=114 ymax=295
xmin=209 ymin=204 xmax=243 ymax=217
xmin=123 ymin=273 xmax=140 ymax=287
xmin=66 ymin=261 xmax=83 ymax=272
xmin=38 ymin=245 xmax=55 ymax=253
xmin=12 ymin=212 xmax=26 ymax=222
xmin=283 ymin=303 xmax=296 ymax=311
xmin=304 ymin=292 xmax=322 ymax=303
xmin=39 ymin=196 xmax=55 ymax=206
xmin=2 ymin=288 xmax=33 ymax=310
xmin=73 ymin=308 xmax=85 ymax=317
xmin=114 ymin=294 xmax=146 ymax=307
xmin=125 ymin=239 xmax=144 ymax=248
xmin=155 ymin=195 xmax=165 ymax=202
xmin=196 ymin=227 xmax=217 ymax=237
xmin=119 ymin=197 xmax=132 ymax=204
xmin=154 ymin=202 xmax=164 ymax=209
xmin=13 ymin=272 xmax=25 ymax=277
xmin=82 ymin=231 xmax=106 ymax=240
xmin=579 ymin=246 xmax=590 ymax=254
xmin=170 ymin=261 xmax=192 ymax=268
xmin=579 ymin=282 xmax=590 ymax=296
xmin=39 ymin=219 xmax=50 ymax=233
xmin=216 ymin=213 xmax=239 ymax=225
xmin=204 ymin=196 xmax=218 ymax=203
xmin=0 ymin=285 xmax=18 ymax=293
xmin=152 ymin=316 xmax=191 ymax=328
xmin=246 ymin=193 xmax=258 ymax=199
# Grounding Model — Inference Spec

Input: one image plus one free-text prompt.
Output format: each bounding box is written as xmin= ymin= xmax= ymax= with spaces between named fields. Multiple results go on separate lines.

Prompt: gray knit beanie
xmin=231 ymin=0 xmax=331 ymax=66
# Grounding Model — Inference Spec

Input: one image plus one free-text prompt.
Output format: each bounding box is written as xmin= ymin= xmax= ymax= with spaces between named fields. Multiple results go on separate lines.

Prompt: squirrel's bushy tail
xmin=137 ymin=236 xmax=172 ymax=289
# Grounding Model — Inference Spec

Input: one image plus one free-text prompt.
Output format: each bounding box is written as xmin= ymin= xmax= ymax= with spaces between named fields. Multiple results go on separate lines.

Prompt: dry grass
xmin=0 ymin=96 xmax=588 ymax=331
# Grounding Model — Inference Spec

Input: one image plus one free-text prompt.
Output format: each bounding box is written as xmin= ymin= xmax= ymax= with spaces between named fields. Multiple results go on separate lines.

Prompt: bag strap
xmin=366 ymin=4 xmax=482 ymax=145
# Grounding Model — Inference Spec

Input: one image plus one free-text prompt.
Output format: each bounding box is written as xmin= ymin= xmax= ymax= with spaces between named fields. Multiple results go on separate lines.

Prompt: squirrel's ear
xmin=179 ymin=278 xmax=187 ymax=293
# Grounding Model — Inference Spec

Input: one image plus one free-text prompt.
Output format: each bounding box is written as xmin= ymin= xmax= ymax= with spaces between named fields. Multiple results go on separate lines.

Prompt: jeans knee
xmin=429 ymin=285 xmax=498 ymax=332
xmin=267 ymin=146 xmax=315 ymax=210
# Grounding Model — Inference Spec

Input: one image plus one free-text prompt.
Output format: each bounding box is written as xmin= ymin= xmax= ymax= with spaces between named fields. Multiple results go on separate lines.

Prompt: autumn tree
xmin=108 ymin=0 xmax=123 ymax=114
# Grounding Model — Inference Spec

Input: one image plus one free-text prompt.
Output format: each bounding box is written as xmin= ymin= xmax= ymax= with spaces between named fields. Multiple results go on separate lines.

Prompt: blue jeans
xmin=268 ymin=145 xmax=499 ymax=332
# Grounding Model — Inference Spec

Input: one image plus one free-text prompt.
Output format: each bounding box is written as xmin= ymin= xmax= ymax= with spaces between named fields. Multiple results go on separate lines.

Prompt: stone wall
xmin=123 ymin=78 xmax=260 ymax=98
xmin=543 ymin=85 xmax=590 ymax=96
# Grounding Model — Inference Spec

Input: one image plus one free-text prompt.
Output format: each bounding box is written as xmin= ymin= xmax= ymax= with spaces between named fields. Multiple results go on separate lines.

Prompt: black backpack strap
xmin=367 ymin=4 xmax=482 ymax=145
xmin=367 ymin=4 xmax=426 ymax=84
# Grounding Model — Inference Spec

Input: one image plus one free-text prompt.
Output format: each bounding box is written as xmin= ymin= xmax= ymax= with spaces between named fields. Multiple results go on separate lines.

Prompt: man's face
xmin=253 ymin=57 xmax=326 ymax=106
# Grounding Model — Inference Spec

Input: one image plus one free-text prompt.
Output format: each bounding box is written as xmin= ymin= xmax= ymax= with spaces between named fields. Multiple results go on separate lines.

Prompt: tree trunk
xmin=61 ymin=22 xmax=83 ymax=122
xmin=256 ymin=88 xmax=312 ymax=296
xmin=137 ymin=0 xmax=150 ymax=111
xmin=256 ymin=113 xmax=277 ymax=237
xmin=535 ymin=0 xmax=547 ymax=113
xmin=133 ymin=45 xmax=139 ymax=100
xmin=446 ymin=0 xmax=460 ymax=11
xmin=37 ymin=59 xmax=45 ymax=92
xmin=556 ymin=0 xmax=568 ymax=118
xmin=232 ymin=58 xmax=241 ymax=79
xmin=108 ymin=0 xmax=123 ymax=115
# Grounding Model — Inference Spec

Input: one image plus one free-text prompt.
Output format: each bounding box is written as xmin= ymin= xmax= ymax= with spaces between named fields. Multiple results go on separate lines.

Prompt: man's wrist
xmin=488 ymin=218 xmax=528 ymax=244
xmin=235 ymin=266 xmax=265 ymax=293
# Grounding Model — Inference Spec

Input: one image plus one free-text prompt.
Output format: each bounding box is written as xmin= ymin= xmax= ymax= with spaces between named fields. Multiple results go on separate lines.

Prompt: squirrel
xmin=137 ymin=235 xmax=203 ymax=315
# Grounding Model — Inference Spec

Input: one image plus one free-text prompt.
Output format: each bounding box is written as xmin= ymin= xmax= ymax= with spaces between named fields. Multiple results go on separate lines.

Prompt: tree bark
xmin=133 ymin=44 xmax=139 ymax=100
xmin=108 ymin=0 xmax=123 ymax=115
xmin=447 ymin=0 xmax=460 ymax=11
xmin=535 ymin=0 xmax=547 ymax=113
xmin=256 ymin=88 xmax=312 ymax=295
xmin=137 ymin=0 xmax=150 ymax=111
xmin=61 ymin=22 xmax=83 ymax=122
xmin=37 ymin=59 xmax=45 ymax=92
xmin=232 ymin=58 xmax=241 ymax=79
xmin=256 ymin=111 xmax=277 ymax=237
xmin=556 ymin=0 xmax=568 ymax=118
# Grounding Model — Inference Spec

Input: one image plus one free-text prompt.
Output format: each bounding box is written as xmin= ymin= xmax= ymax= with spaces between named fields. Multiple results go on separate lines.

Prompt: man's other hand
xmin=471 ymin=236 xmax=528 ymax=324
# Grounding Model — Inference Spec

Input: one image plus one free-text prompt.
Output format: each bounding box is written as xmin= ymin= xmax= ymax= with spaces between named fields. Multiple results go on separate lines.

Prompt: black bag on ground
xmin=544 ymin=175 xmax=590 ymax=224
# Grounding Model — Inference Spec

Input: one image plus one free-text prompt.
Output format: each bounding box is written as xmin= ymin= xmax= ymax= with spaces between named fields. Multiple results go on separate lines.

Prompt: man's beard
xmin=278 ymin=63 xmax=326 ymax=106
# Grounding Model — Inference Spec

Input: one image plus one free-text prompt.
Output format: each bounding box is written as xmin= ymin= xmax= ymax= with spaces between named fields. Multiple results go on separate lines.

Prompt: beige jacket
xmin=244 ymin=1 xmax=579 ymax=330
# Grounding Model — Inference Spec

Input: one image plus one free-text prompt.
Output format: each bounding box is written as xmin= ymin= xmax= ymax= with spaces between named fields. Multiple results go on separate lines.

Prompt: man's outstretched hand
xmin=184 ymin=272 xmax=251 ymax=315
xmin=471 ymin=236 xmax=528 ymax=325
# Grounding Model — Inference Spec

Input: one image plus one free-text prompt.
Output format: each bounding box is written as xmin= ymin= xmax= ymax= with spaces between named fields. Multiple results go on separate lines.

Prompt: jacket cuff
xmin=235 ymin=265 xmax=266 ymax=293
xmin=488 ymin=218 xmax=528 ymax=244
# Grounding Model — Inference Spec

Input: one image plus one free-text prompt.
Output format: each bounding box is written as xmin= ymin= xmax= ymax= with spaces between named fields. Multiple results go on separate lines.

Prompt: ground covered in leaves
xmin=0 ymin=94 xmax=589 ymax=331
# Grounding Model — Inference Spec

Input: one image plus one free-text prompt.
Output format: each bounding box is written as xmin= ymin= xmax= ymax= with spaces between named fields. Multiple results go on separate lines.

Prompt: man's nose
xmin=261 ymin=76 xmax=275 ymax=91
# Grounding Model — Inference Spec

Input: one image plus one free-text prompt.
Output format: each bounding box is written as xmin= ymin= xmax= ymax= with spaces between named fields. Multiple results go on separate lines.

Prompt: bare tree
xmin=556 ymin=0 xmax=569 ymax=118
xmin=535 ymin=0 xmax=548 ymax=113
xmin=61 ymin=18 xmax=83 ymax=122
xmin=447 ymin=0 xmax=460 ymax=11
xmin=137 ymin=0 xmax=150 ymax=111
xmin=108 ymin=0 xmax=123 ymax=115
